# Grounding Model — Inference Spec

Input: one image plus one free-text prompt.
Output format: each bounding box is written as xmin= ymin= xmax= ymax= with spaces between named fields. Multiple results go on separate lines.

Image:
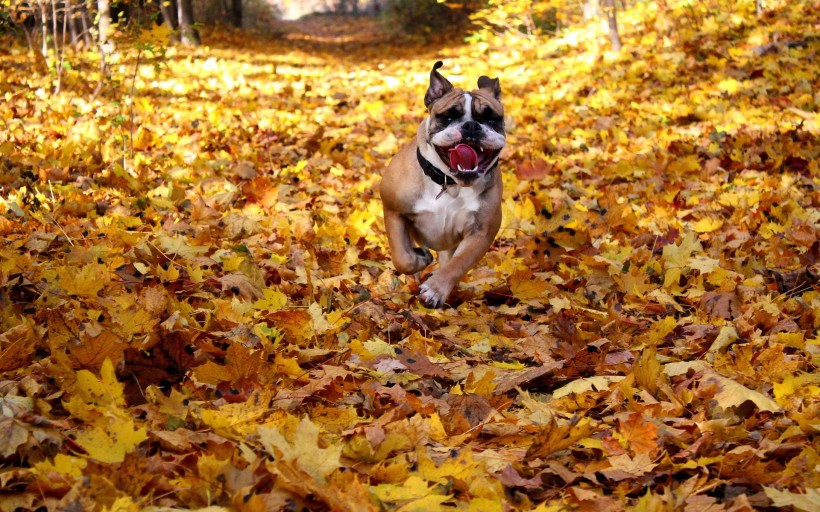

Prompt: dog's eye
xmin=438 ymin=108 xmax=462 ymax=123
xmin=477 ymin=110 xmax=503 ymax=126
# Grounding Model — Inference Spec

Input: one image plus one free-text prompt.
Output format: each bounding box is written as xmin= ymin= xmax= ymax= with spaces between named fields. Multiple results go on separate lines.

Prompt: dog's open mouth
xmin=436 ymin=142 xmax=501 ymax=182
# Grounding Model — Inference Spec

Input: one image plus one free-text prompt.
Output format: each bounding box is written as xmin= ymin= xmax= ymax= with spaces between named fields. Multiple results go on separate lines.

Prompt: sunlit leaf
xmin=259 ymin=416 xmax=342 ymax=483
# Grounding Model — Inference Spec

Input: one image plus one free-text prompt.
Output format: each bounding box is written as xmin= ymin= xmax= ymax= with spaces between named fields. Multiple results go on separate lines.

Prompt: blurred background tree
xmin=0 ymin=0 xmax=782 ymax=93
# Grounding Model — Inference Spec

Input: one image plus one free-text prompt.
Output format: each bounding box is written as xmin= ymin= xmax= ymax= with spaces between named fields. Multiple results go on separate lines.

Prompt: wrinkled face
xmin=427 ymin=89 xmax=506 ymax=183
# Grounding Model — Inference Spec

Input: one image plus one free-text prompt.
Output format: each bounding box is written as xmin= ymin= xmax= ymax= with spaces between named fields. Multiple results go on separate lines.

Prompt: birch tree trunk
xmin=97 ymin=0 xmax=112 ymax=44
xmin=601 ymin=0 xmax=622 ymax=52
xmin=177 ymin=0 xmax=201 ymax=46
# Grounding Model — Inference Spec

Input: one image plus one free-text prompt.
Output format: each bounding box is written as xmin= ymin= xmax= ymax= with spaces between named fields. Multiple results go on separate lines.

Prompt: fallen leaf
xmin=701 ymin=374 xmax=781 ymax=413
xmin=764 ymin=487 xmax=820 ymax=512
xmin=600 ymin=453 xmax=658 ymax=480
xmin=259 ymin=416 xmax=342 ymax=483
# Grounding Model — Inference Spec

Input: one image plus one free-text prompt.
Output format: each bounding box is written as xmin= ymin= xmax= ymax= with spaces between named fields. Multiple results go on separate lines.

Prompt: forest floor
xmin=0 ymin=2 xmax=819 ymax=511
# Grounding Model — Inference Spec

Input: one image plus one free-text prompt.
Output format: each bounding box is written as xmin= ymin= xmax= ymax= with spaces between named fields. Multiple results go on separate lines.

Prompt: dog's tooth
xmin=458 ymin=165 xmax=463 ymax=172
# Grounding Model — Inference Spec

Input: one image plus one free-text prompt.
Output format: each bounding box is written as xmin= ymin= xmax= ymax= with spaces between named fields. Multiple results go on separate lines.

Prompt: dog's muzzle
xmin=435 ymin=139 xmax=501 ymax=183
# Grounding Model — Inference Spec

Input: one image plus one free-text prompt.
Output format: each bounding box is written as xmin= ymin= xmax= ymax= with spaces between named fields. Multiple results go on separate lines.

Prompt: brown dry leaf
xmin=0 ymin=416 xmax=30 ymax=458
xmin=494 ymin=361 xmax=563 ymax=394
xmin=221 ymin=272 xmax=264 ymax=300
xmin=617 ymin=413 xmax=659 ymax=457
xmin=700 ymin=291 xmax=741 ymax=320
xmin=633 ymin=347 xmax=663 ymax=396
xmin=441 ymin=393 xmax=493 ymax=435
xmin=264 ymin=310 xmax=313 ymax=344
xmin=525 ymin=416 xmax=598 ymax=460
xmin=514 ymin=159 xmax=552 ymax=181
xmin=600 ymin=453 xmax=658 ymax=481
xmin=701 ymin=374 xmax=781 ymax=413
xmin=0 ymin=324 xmax=37 ymax=372
xmin=69 ymin=330 xmax=126 ymax=370
xmin=393 ymin=347 xmax=451 ymax=380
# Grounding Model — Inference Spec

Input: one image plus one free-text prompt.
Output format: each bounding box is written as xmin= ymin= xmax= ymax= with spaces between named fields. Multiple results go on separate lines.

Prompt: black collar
xmin=417 ymin=148 xmax=456 ymax=187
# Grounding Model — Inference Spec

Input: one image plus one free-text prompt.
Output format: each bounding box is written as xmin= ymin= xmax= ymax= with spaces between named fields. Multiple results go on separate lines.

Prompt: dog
xmin=380 ymin=61 xmax=505 ymax=308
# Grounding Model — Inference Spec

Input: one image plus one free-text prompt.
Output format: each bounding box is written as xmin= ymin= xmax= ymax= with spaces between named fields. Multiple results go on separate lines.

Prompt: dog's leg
xmin=384 ymin=209 xmax=433 ymax=274
xmin=419 ymin=233 xmax=493 ymax=308
xmin=437 ymin=249 xmax=454 ymax=267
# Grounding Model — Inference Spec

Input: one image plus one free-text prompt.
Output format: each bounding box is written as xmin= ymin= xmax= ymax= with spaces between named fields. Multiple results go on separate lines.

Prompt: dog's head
xmin=422 ymin=61 xmax=505 ymax=185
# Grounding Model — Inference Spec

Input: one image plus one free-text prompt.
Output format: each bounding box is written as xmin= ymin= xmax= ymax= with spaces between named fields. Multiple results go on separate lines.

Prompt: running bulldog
xmin=379 ymin=61 xmax=506 ymax=308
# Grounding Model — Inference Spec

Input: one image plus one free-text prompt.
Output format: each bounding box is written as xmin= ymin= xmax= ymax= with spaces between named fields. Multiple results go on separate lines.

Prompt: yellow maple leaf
xmin=102 ymin=497 xmax=144 ymax=512
xmin=199 ymin=390 xmax=273 ymax=439
xmin=509 ymin=270 xmax=549 ymax=302
xmin=136 ymin=22 xmax=173 ymax=46
xmin=157 ymin=232 xmax=209 ymax=259
xmin=252 ymin=288 xmax=288 ymax=312
xmin=258 ymin=416 xmax=342 ymax=483
xmin=74 ymin=417 xmax=147 ymax=463
xmin=33 ymin=453 xmax=87 ymax=478
xmin=464 ymin=498 xmax=502 ymax=512
xmin=693 ymin=217 xmax=724 ymax=233
xmin=717 ymin=78 xmax=740 ymax=94
xmin=662 ymin=232 xmax=702 ymax=289
xmin=395 ymin=494 xmax=452 ymax=512
xmin=764 ymin=487 xmax=820 ymax=512
xmin=526 ymin=417 xmax=598 ymax=459
xmin=634 ymin=348 xmax=663 ymax=396
xmin=69 ymin=359 xmax=125 ymax=408
xmin=662 ymin=232 xmax=702 ymax=269
xmin=371 ymin=475 xmax=440 ymax=503
xmin=308 ymin=302 xmax=347 ymax=335
xmin=702 ymin=374 xmax=781 ymax=413
xmin=773 ymin=372 xmax=820 ymax=404
xmin=60 ymin=263 xmax=109 ymax=297
xmin=417 ymin=450 xmax=479 ymax=482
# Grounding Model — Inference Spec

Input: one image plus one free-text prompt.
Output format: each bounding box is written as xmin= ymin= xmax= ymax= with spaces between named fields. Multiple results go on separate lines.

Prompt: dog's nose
xmin=461 ymin=121 xmax=482 ymax=138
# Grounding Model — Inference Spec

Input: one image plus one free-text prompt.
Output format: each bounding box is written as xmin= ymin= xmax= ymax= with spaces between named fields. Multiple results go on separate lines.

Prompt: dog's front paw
xmin=418 ymin=274 xmax=453 ymax=309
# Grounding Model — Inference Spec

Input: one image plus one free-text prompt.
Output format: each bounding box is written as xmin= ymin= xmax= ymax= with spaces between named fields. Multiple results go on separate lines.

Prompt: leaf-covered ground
xmin=1 ymin=2 xmax=819 ymax=511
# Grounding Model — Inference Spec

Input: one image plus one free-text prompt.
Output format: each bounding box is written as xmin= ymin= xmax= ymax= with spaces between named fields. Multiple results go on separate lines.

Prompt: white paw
xmin=418 ymin=277 xmax=452 ymax=308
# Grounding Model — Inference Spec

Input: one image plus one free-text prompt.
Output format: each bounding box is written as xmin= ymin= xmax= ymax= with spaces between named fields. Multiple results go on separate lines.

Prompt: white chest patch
xmin=411 ymin=180 xmax=482 ymax=251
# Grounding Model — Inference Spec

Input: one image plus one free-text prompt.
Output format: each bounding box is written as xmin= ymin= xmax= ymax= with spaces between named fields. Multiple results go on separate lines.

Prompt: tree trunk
xmin=156 ymin=0 xmax=179 ymax=41
xmin=224 ymin=0 xmax=242 ymax=28
xmin=156 ymin=0 xmax=178 ymax=28
xmin=78 ymin=2 xmax=93 ymax=47
xmin=66 ymin=0 xmax=78 ymax=45
xmin=38 ymin=0 xmax=48 ymax=57
xmin=97 ymin=0 xmax=112 ymax=44
xmin=177 ymin=0 xmax=200 ymax=46
xmin=54 ymin=0 xmax=64 ymax=93
xmin=601 ymin=0 xmax=622 ymax=52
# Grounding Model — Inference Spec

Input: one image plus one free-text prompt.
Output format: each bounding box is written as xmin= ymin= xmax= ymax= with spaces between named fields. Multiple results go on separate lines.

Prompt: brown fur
xmin=379 ymin=65 xmax=504 ymax=308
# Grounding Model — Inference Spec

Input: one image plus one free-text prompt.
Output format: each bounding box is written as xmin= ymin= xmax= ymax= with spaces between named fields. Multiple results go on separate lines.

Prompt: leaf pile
xmin=1 ymin=3 xmax=819 ymax=511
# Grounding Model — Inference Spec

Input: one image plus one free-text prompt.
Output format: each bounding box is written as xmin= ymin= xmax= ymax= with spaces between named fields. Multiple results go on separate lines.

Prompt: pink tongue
xmin=449 ymin=144 xmax=478 ymax=171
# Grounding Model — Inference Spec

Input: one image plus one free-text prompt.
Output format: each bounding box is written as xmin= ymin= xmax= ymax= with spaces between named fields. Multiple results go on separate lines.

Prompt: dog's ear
xmin=478 ymin=76 xmax=501 ymax=100
xmin=424 ymin=61 xmax=453 ymax=109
